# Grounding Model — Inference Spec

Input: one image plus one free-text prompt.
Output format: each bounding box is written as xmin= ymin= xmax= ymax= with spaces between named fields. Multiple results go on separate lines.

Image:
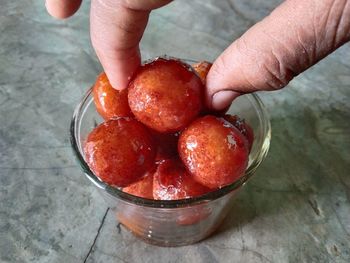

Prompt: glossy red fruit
xmin=192 ymin=61 xmax=212 ymax=84
xmin=128 ymin=57 xmax=204 ymax=133
xmin=152 ymin=131 xmax=180 ymax=161
xmin=153 ymin=159 xmax=211 ymax=200
xmin=123 ymin=171 xmax=154 ymax=199
xmin=178 ymin=115 xmax=249 ymax=189
xmin=84 ymin=118 xmax=156 ymax=187
xmin=92 ymin=72 xmax=132 ymax=120
xmin=223 ymin=114 xmax=254 ymax=152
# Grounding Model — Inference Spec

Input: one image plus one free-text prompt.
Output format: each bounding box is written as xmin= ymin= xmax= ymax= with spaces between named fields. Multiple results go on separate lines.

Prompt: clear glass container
xmin=70 ymin=63 xmax=271 ymax=247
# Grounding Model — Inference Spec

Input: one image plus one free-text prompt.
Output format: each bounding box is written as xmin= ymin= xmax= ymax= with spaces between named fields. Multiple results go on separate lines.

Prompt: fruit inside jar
xmin=83 ymin=57 xmax=254 ymax=227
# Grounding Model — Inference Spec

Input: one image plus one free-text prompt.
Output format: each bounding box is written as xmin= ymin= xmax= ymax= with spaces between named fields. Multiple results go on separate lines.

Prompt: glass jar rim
xmin=70 ymin=79 xmax=271 ymax=209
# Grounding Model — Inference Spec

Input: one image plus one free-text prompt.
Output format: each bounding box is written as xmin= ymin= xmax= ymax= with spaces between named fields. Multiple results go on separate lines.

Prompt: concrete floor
xmin=1 ymin=0 xmax=350 ymax=262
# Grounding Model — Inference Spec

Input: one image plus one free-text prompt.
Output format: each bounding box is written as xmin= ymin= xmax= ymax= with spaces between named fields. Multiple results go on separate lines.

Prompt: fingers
xmin=207 ymin=0 xmax=350 ymax=110
xmin=117 ymin=0 xmax=172 ymax=10
xmin=90 ymin=0 xmax=172 ymax=90
xmin=45 ymin=0 xmax=82 ymax=19
xmin=211 ymin=90 xmax=240 ymax=110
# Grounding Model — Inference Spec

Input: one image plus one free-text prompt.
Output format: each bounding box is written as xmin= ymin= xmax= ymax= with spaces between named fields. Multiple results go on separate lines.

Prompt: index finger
xmin=45 ymin=0 xmax=82 ymax=19
xmin=90 ymin=0 xmax=172 ymax=90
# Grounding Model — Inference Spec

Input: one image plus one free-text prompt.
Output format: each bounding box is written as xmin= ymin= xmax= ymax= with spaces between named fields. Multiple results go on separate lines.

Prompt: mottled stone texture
xmin=1 ymin=0 xmax=349 ymax=262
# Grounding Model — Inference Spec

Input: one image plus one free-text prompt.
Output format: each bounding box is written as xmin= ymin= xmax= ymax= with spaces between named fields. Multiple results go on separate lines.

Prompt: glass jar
xmin=70 ymin=62 xmax=271 ymax=246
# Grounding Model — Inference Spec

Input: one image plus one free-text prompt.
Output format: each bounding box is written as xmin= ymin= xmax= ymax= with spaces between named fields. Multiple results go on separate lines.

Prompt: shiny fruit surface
xmin=153 ymin=159 xmax=210 ymax=200
xmin=128 ymin=58 xmax=203 ymax=133
xmin=92 ymin=72 xmax=132 ymax=120
xmin=178 ymin=115 xmax=249 ymax=189
xmin=84 ymin=118 xmax=156 ymax=187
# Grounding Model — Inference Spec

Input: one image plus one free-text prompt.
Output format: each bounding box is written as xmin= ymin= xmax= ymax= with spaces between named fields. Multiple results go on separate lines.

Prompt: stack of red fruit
xmin=84 ymin=57 xmax=254 ymax=201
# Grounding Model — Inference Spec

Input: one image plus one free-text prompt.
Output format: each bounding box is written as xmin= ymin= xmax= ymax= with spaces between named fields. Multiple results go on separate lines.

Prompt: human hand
xmin=207 ymin=0 xmax=350 ymax=110
xmin=46 ymin=0 xmax=350 ymax=109
xmin=45 ymin=0 xmax=172 ymax=89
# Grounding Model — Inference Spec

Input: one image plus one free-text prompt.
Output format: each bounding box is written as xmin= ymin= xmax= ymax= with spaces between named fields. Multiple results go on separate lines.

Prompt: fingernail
xmin=212 ymin=90 xmax=239 ymax=110
xmin=106 ymin=73 xmax=127 ymax=91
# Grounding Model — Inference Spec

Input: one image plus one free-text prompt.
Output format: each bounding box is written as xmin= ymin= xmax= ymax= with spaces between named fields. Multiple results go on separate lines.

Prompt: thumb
xmin=207 ymin=0 xmax=350 ymax=110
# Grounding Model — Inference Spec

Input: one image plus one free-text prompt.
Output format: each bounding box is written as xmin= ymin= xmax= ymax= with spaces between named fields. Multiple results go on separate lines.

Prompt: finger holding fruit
xmin=85 ymin=57 xmax=252 ymax=201
xmin=92 ymin=72 xmax=133 ymax=120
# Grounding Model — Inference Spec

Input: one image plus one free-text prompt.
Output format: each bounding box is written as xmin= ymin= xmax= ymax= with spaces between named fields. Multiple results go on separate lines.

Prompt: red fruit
xmin=123 ymin=171 xmax=154 ymax=199
xmin=178 ymin=115 xmax=249 ymax=189
xmin=92 ymin=72 xmax=132 ymax=120
xmin=128 ymin=57 xmax=204 ymax=133
xmin=153 ymin=159 xmax=211 ymax=200
xmin=84 ymin=118 xmax=156 ymax=187
xmin=192 ymin=61 xmax=212 ymax=84
xmin=223 ymin=114 xmax=254 ymax=152
xmin=152 ymin=131 xmax=180 ymax=161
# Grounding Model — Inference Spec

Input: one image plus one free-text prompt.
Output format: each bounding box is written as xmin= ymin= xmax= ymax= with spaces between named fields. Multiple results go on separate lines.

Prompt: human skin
xmin=46 ymin=0 xmax=350 ymax=110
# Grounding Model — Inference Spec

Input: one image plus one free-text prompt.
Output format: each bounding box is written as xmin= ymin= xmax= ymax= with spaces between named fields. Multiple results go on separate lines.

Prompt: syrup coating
xmin=123 ymin=171 xmax=154 ymax=199
xmin=192 ymin=61 xmax=212 ymax=84
xmin=128 ymin=58 xmax=204 ymax=132
xmin=224 ymin=114 xmax=254 ymax=152
xmin=178 ymin=115 xmax=249 ymax=189
xmin=153 ymin=159 xmax=210 ymax=200
xmin=84 ymin=118 xmax=156 ymax=187
xmin=92 ymin=72 xmax=132 ymax=120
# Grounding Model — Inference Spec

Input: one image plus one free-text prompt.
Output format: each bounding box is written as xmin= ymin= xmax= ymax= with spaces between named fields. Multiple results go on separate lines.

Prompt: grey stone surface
xmin=1 ymin=0 xmax=349 ymax=262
